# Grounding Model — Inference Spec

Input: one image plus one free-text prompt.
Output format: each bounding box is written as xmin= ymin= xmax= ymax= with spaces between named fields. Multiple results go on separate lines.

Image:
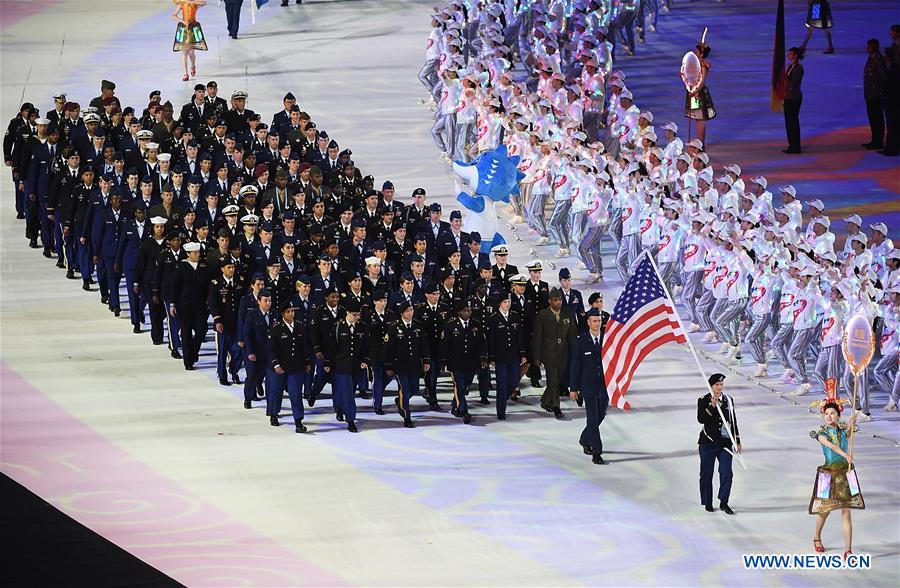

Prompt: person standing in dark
xmin=880 ymin=46 xmax=900 ymax=156
xmin=223 ymin=0 xmax=243 ymax=40
xmin=783 ymin=47 xmax=805 ymax=155
xmin=863 ymin=39 xmax=887 ymax=150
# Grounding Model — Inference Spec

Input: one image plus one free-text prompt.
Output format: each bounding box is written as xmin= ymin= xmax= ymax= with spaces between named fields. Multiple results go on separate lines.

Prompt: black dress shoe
xmin=113 ymin=307 xmax=121 ymax=317
xmin=882 ymin=150 xmax=899 ymax=156
xmin=270 ymin=415 xmax=280 ymax=427
xmin=451 ymin=407 xmax=461 ymax=418
xmin=29 ymin=238 xmax=39 ymax=248
xmin=374 ymin=408 xmax=385 ymax=415
xmin=243 ymin=400 xmax=252 ymax=409
xmin=428 ymin=402 xmax=442 ymax=412
xmin=358 ymin=391 xmax=370 ymax=399
xmin=403 ymin=418 xmax=415 ymax=428
xmin=540 ymin=403 xmax=551 ymax=412
xmin=592 ymin=454 xmax=606 ymax=465
xmin=336 ymin=409 xmax=345 ymax=422
xmin=720 ymin=503 xmax=735 ymax=515
xmin=66 ymin=270 xmax=76 ymax=279
xmin=581 ymin=443 xmax=592 ymax=455
xmin=308 ymin=392 xmax=317 ymax=407
xmin=576 ymin=394 xmax=583 ymax=407
xmin=347 ymin=420 xmax=358 ymax=433
xmin=864 ymin=143 xmax=883 ymax=150
xmin=82 ymin=283 xmax=91 ymax=291
xmin=16 ymin=212 xmax=25 ymax=219
xmin=462 ymin=412 xmax=472 ymax=424
xmin=100 ymin=295 xmax=109 ymax=305
xmin=231 ymin=372 xmax=241 ymax=384
xmin=480 ymin=397 xmax=490 ymax=405
xmin=497 ymin=415 xmax=506 ymax=420
xmin=704 ymin=504 xmax=715 ymax=512
xmin=185 ymin=364 xmax=195 ymax=371
xmin=553 ymin=408 xmax=564 ymax=419
xmin=295 ymin=420 xmax=308 ymax=433
xmin=152 ymin=340 xmax=163 ymax=345
xmin=219 ymin=377 xmax=231 ymax=386
xmin=171 ymin=350 xmax=182 ymax=359
xmin=56 ymin=260 xmax=65 ymax=268
xmin=133 ymin=325 xmax=141 ymax=334
xmin=43 ymin=247 xmax=52 ymax=258
xmin=782 ymin=148 xmax=802 ymax=154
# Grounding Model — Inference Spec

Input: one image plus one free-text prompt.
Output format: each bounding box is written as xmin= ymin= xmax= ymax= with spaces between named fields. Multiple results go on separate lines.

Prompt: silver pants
xmin=746 ymin=312 xmax=771 ymax=364
xmin=418 ymin=59 xmax=439 ymax=92
xmin=892 ymin=370 xmax=900 ymax=404
xmin=873 ymin=352 xmax=898 ymax=394
xmin=528 ymin=192 xmax=549 ymax=237
xmin=842 ymin=365 xmax=870 ymax=414
xmin=570 ymin=210 xmax=587 ymax=245
xmin=657 ymin=262 xmax=677 ymax=295
xmin=714 ymin=298 xmax=746 ymax=347
xmin=514 ymin=182 xmax=530 ymax=217
xmin=788 ymin=326 xmax=817 ymax=384
xmin=695 ymin=290 xmax=716 ymax=332
xmin=681 ymin=270 xmax=704 ymax=324
xmin=548 ymin=200 xmax=572 ymax=248
xmin=615 ymin=233 xmax=641 ymax=281
xmin=608 ymin=208 xmax=623 ymax=250
xmin=431 ymin=113 xmax=457 ymax=154
xmin=771 ymin=323 xmax=794 ymax=369
xmin=583 ymin=110 xmax=603 ymax=143
xmin=454 ymin=122 xmax=475 ymax=162
xmin=578 ymin=226 xmax=605 ymax=274
xmin=768 ymin=289 xmax=782 ymax=338
xmin=814 ymin=344 xmax=843 ymax=393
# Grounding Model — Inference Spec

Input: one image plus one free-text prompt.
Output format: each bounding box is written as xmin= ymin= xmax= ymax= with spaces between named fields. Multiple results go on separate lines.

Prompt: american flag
xmin=602 ymin=255 xmax=687 ymax=410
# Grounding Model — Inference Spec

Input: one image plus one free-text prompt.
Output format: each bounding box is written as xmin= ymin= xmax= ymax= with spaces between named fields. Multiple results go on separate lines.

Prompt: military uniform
xmin=268 ymin=306 xmax=313 ymax=431
xmin=532 ymin=304 xmax=577 ymax=415
xmin=208 ymin=264 xmax=243 ymax=384
xmin=171 ymin=250 xmax=209 ymax=369
xmin=327 ymin=314 xmax=370 ymax=431
xmin=415 ymin=297 xmax=450 ymax=407
xmin=570 ymin=322 xmax=609 ymax=462
xmin=384 ymin=313 xmax=432 ymax=426
xmin=487 ymin=307 xmax=526 ymax=419
xmin=439 ymin=312 xmax=487 ymax=422
xmin=697 ymin=376 xmax=741 ymax=512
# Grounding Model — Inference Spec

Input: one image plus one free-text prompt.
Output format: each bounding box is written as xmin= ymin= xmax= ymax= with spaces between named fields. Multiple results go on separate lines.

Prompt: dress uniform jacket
xmin=384 ymin=319 xmax=431 ymax=376
xmin=363 ymin=308 xmax=397 ymax=364
xmin=326 ymin=321 xmax=370 ymax=374
xmin=531 ymin=308 xmax=577 ymax=369
xmin=268 ymin=320 xmax=313 ymax=373
xmin=439 ymin=317 xmax=487 ymax=372
xmin=224 ymin=108 xmax=256 ymax=134
xmin=153 ymin=246 xmax=186 ymax=302
xmin=415 ymin=302 xmax=450 ymax=351
xmin=569 ymin=332 xmax=608 ymax=400
xmin=208 ymin=277 xmax=241 ymax=334
xmin=491 ymin=262 xmax=519 ymax=287
xmin=697 ymin=393 xmax=741 ymax=449
xmin=310 ymin=303 xmax=346 ymax=356
xmin=172 ymin=259 xmax=209 ymax=317
xmin=487 ymin=311 xmax=527 ymax=364
xmin=242 ymin=307 xmax=273 ymax=364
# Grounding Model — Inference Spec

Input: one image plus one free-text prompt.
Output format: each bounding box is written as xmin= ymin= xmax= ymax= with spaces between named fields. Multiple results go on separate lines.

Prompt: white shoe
xmin=585 ymin=273 xmax=600 ymax=285
xmin=857 ymin=411 xmax=872 ymax=422
xmin=416 ymin=96 xmax=426 ymax=104
xmin=753 ymin=363 xmax=769 ymax=378
xmin=673 ymin=285 xmax=682 ymax=296
xmin=718 ymin=343 xmax=731 ymax=354
xmin=533 ymin=236 xmax=551 ymax=246
xmin=687 ymin=323 xmax=701 ymax=333
xmin=793 ymin=383 xmax=812 ymax=396
xmin=511 ymin=215 xmax=524 ymax=225
xmin=701 ymin=332 xmax=717 ymax=343
xmin=778 ymin=370 xmax=795 ymax=385
xmin=555 ymin=248 xmax=569 ymax=257
xmin=438 ymin=152 xmax=450 ymax=163
xmin=883 ymin=399 xmax=897 ymax=412
xmin=576 ymin=261 xmax=587 ymax=270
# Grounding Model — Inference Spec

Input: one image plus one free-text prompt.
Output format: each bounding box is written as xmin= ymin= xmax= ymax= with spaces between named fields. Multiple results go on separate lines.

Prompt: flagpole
xmin=643 ymin=250 xmax=749 ymax=470
xmin=251 ymin=0 xmax=257 ymax=25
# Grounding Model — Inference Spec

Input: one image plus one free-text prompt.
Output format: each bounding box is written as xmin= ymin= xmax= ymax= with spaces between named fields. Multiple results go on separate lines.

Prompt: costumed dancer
xmin=455 ymin=74 xmax=479 ymax=162
xmin=788 ymin=265 xmax=822 ymax=395
xmin=655 ymin=198 xmax=684 ymax=295
xmin=681 ymin=211 xmax=708 ymax=331
xmin=529 ymin=138 xmax=554 ymax=244
xmin=744 ymin=253 xmax=778 ymax=377
xmin=172 ymin=0 xmax=208 ymax=82
xmin=873 ymin=286 xmax=899 ymax=410
xmin=433 ymin=65 xmax=461 ymax=164
xmin=681 ymin=33 xmax=716 ymax=146
xmin=814 ymin=273 xmax=850 ymax=393
xmin=808 ymin=393 xmax=863 ymax=558
xmin=547 ymin=149 xmax=574 ymax=256
xmin=577 ymin=172 xmax=611 ymax=285
xmin=800 ymin=0 xmax=835 ymax=54
xmin=614 ymin=164 xmax=642 ymax=281
xmin=419 ymin=14 xmax=444 ymax=102
xmin=713 ymin=234 xmax=749 ymax=362
xmin=840 ymin=277 xmax=879 ymax=421
xmin=772 ymin=263 xmax=800 ymax=382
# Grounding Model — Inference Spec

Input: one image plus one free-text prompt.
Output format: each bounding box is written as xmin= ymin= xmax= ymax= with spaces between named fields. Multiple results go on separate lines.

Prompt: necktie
xmin=264 ymin=313 xmax=270 ymax=326
xmin=264 ymin=245 xmax=270 ymax=258
xmin=594 ymin=337 xmax=601 ymax=351
xmin=350 ymin=325 xmax=354 ymax=335
xmin=49 ymin=145 xmax=55 ymax=157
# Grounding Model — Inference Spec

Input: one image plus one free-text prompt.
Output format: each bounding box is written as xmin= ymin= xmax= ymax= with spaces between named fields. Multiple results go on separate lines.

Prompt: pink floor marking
xmin=0 ymin=362 xmax=349 ymax=587
xmin=0 ymin=0 xmax=64 ymax=31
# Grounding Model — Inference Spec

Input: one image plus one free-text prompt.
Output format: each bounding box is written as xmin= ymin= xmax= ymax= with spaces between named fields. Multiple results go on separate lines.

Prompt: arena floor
xmin=1 ymin=1 xmax=898 ymax=586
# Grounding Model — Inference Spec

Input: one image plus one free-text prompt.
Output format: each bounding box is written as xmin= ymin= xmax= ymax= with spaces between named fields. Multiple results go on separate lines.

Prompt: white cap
xmin=870 ymin=222 xmax=888 ymax=235
xmin=240 ymin=214 xmax=259 ymax=224
xmin=610 ymin=79 xmax=625 ymax=88
xmin=183 ymin=242 xmax=201 ymax=252
xmin=365 ymin=256 xmax=381 ymax=266
xmin=887 ymin=249 xmax=900 ymax=261
xmin=814 ymin=215 xmax=831 ymax=229
xmin=848 ymin=233 xmax=868 ymax=246
xmin=146 ymin=142 xmax=159 ymax=150
xmin=687 ymin=139 xmax=704 ymax=150
xmin=136 ymin=129 xmax=153 ymax=139
xmin=662 ymin=122 xmax=678 ymax=133
xmin=807 ymin=199 xmax=825 ymax=211
xmin=157 ymin=153 xmax=171 ymax=162
xmin=819 ymin=250 xmax=837 ymax=263
xmin=639 ymin=111 xmax=654 ymax=123
xmin=780 ymin=185 xmax=797 ymax=197
xmin=150 ymin=216 xmax=167 ymax=225
xmin=223 ymin=204 xmax=240 ymax=215
xmin=239 ymin=185 xmax=259 ymax=196
xmin=716 ymin=175 xmax=734 ymax=186
xmin=724 ymin=164 xmax=741 ymax=176
xmin=751 ymin=176 xmax=768 ymax=189
xmin=525 ymin=259 xmax=543 ymax=271
xmin=620 ymin=90 xmax=633 ymax=100
xmin=696 ymin=152 xmax=709 ymax=164
xmin=843 ymin=214 xmax=862 ymax=226
xmin=35 ymin=117 xmax=51 ymax=125
xmin=677 ymin=153 xmax=692 ymax=164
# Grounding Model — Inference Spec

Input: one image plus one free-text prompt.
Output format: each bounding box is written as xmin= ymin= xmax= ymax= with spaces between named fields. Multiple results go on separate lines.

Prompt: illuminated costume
xmin=805 ymin=0 xmax=834 ymax=30
xmin=808 ymin=396 xmax=865 ymax=515
xmin=173 ymin=2 xmax=208 ymax=52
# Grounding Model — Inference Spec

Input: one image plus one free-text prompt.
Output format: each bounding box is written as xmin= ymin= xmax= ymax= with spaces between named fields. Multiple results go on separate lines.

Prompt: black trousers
xmin=865 ymin=97 xmax=885 ymax=146
xmin=884 ymin=100 xmax=900 ymax=153
xmin=783 ymin=98 xmax=802 ymax=151
xmin=224 ymin=0 xmax=243 ymax=37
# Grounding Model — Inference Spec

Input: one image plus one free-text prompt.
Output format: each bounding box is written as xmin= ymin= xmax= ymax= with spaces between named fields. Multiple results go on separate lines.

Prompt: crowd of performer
xmin=418 ymin=0 xmax=900 ymax=421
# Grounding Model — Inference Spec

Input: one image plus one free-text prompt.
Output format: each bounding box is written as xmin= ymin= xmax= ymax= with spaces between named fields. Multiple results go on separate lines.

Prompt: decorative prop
xmin=842 ymin=313 xmax=876 ymax=464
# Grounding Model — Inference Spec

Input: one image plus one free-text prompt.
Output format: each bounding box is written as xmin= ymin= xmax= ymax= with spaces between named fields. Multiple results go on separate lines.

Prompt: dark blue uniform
xmin=569 ymin=332 xmax=609 ymax=457
xmin=209 ymin=275 xmax=243 ymax=383
xmin=486 ymin=310 xmax=526 ymax=420
xmin=439 ymin=316 xmax=487 ymax=420
xmin=327 ymin=320 xmax=369 ymax=425
xmin=116 ymin=219 xmax=149 ymax=328
xmin=242 ymin=307 xmax=272 ymax=405
xmin=92 ymin=207 xmax=124 ymax=311
xmin=384 ymin=318 xmax=431 ymax=425
xmin=268 ymin=319 xmax=313 ymax=424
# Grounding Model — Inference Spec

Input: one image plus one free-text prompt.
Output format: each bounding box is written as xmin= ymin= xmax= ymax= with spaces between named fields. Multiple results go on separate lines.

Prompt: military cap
xmin=412 ymin=187 xmax=426 ymax=196
xmin=548 ymin=287 xmax=563 ymax=299
xmin=241 ymin=214 xmax=259 ymax=225
xmin=371 ymin=240 xmax=386 ymax=250
xmin=382 ymin=181 xmax=394 ymax=190
xmin=449 ymin=210 xmax=462 ymax=220
xmin=491 ymin=244 xmax=509 ymax=256
xmin=295 ymin=275 xmax=311 ymax=285
xmin=232 ymin=90 xmax=248 ymax=100
xmin=183 ymin=242 xmax=201 ymax=252
xmin=509 ymin=274 xmax=528 ymax=285
xmin=429 ymin=203 xmax=442 ymax=212
xmin=372 ymin=289 xmax=387 ymax=301
xmin=220 ymin=256 xmax=236 ymax=268
xmin=559 ymin=267 xmax=571 ymax=280
xmin=525 ymin=259 xmax=543 ymax=272
xmin=585 ymin=308 xmax=602 ymax=318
